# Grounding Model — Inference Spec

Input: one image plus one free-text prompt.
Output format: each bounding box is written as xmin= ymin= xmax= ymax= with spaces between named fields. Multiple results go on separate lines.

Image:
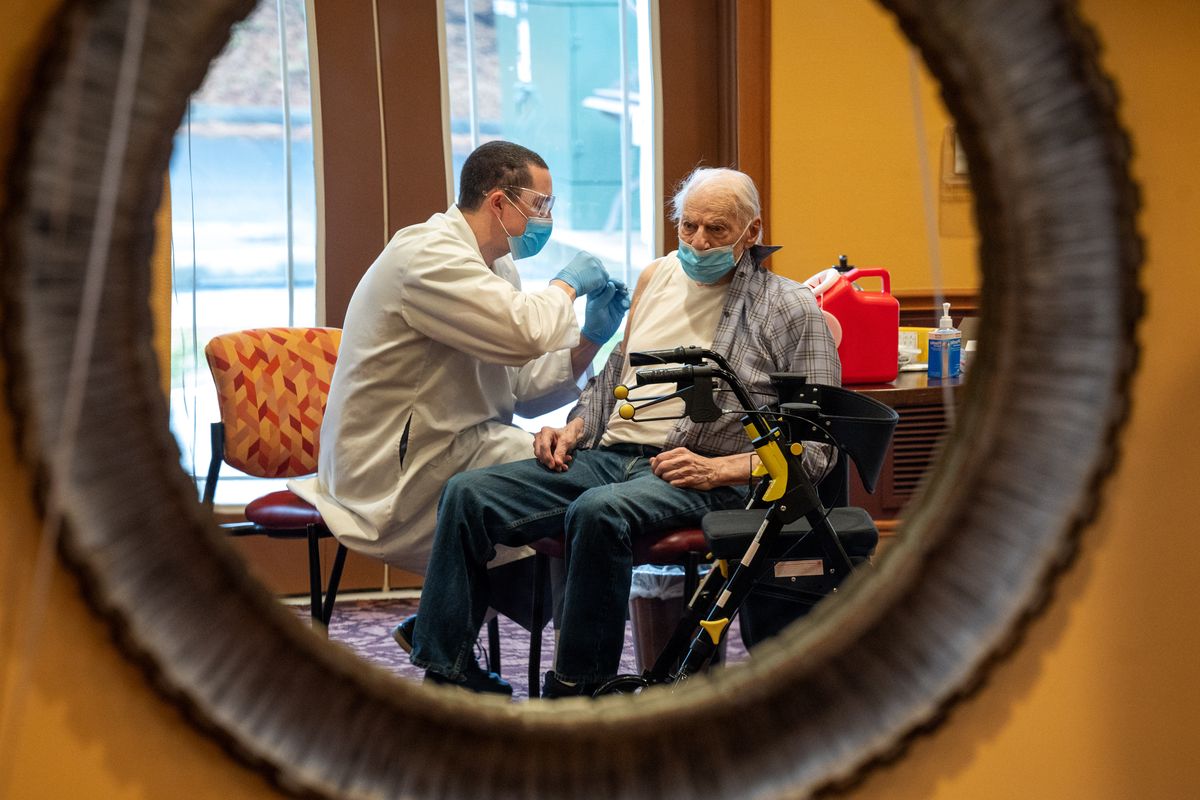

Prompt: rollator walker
xmin=595 ymin=346 xmax=898 ymax=696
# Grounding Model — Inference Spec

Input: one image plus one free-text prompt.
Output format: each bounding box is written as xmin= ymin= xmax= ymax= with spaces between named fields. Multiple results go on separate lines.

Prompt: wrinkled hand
xmin=650 ymin=447 xmax=722 ymax=490
xmin=553 ymin=250 xmax=610 ymax=297
xmin=580 ymin=279 xmax=631 ymax=344
xmin=534 ymin=418 xmax=584 ymax=472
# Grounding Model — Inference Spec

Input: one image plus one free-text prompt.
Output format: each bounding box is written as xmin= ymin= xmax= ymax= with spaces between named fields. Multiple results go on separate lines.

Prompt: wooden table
xmin=843 ymin=371 xmax=965 ymax=536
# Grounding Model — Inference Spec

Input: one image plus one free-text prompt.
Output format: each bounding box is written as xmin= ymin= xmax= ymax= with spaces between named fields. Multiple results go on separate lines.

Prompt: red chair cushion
xmin=635 ymin=527 xmax=706 ymax=564
xmin=244 ymin=490 xmax=325 ymax=530
xmin=529 ymin=527 xmax=706 ymax=565
xmin=529 ymin=536 xmax=565 ymax=559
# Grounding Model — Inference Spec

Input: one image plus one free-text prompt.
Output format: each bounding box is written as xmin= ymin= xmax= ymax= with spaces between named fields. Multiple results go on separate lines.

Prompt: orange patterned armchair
xmin=203 ymin=327 xmax=347 ymax=627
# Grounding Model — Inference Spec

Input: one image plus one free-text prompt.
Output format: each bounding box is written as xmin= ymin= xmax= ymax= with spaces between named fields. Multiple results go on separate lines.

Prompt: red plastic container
xmin=807 ymin=265 xmax=899 ymax=385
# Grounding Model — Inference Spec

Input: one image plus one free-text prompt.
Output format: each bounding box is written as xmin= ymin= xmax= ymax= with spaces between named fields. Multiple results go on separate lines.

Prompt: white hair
xmin=669 ymin=167 xmax=762 ymax=241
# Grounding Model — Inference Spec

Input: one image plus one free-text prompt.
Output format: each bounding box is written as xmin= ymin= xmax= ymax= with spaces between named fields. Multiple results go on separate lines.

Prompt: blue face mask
xmin=677 ymin=222 xmax=753 ymax=283
xmin=499 ymin=196 xmax=553 ymax=260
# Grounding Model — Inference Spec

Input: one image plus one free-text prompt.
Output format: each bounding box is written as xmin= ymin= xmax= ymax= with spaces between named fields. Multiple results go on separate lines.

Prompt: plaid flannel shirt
xmin=567 ymin=245 xmax=842 ymax=478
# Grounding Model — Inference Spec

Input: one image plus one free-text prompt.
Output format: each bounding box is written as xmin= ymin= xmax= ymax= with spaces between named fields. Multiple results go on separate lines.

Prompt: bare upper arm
xmin=621 ymin=258 xmax=663 ymax=345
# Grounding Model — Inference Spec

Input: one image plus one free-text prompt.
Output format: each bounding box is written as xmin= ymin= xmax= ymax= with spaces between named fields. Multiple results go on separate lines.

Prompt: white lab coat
xmin=289 ymin=205 xmax=581 ymax=573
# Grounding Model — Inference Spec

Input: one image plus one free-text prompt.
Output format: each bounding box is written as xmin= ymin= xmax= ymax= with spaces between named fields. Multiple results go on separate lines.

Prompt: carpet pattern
xmin=304 ymin=597 xmax=749 ymax=700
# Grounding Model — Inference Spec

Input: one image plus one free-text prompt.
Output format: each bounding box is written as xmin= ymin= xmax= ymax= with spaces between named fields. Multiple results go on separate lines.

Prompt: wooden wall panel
xmin=308 ymin=1 xmax=386 ymax=327
xmin=736 ymin=0 xmax=771 ymax=236
xmin=376 ymin=2 xmax=450 ymax=232
xmin=659 ymin=0 xmax=770 ymax=251
xmin=310 ymin=1 xmax=447 ymax=327
xmin=659 ymin=0 xmax=734 ymax=253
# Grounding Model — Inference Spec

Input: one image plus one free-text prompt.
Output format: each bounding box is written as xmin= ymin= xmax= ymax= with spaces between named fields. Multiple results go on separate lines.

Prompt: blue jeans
xmin=410 ymin=445 xmax=747 ymax=684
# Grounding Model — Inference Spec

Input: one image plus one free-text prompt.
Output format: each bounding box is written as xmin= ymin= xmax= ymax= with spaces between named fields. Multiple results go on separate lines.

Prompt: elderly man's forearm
xmin=570 ymin=339 xmax=601 ymax=376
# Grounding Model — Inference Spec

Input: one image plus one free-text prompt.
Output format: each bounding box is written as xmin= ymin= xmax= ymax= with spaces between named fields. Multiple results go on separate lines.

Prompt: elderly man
xmin=409 ymin=167 xmax=840 ymax=695
xmin=291 ymin=141 xmax=628 ymax=575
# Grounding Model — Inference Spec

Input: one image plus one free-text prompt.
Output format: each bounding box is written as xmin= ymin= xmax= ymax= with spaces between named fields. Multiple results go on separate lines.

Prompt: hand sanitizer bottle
xmin=927 ymin=302 xmax=961 ymax=379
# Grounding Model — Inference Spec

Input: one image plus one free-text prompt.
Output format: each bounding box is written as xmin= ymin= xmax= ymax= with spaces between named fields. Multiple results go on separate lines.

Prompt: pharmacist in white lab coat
xmin=290 ymin=141 xmax=630 ymax=574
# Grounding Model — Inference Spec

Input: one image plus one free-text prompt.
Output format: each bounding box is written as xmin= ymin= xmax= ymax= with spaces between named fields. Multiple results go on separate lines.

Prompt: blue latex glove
xmin=554 ymin=250 xmax=610 ymax=297
xmin=581 ymin=279 xmax=631 ymax=344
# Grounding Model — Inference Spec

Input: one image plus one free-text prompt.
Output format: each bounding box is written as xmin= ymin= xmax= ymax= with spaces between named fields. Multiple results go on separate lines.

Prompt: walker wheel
xmin=593 ymin=674 xmax=651 ymax=697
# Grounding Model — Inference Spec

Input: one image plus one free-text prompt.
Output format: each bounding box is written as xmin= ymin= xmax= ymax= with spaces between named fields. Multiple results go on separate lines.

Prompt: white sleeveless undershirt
xmin=599 ymin=255 xmax=728 ymax=448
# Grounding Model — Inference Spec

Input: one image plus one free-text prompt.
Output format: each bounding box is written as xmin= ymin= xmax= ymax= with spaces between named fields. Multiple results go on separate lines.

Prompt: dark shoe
xmin=540 ymin=670 xmax=598 ymax=700
xmin=391 ymin=614 xmax=417 ymax=653
xmin=424 ymin=662 xmax=513 ymax=696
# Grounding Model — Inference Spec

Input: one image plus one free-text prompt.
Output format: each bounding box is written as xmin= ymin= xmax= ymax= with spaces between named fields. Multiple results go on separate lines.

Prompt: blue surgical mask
xmin=499 ymin=196 xmax=553 ymax=260
xmin=677 ymin=222 xmax=753 ymax=283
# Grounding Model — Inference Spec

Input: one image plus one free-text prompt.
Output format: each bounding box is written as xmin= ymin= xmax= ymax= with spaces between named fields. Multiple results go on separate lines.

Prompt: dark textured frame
xmin=1 ymin=0 xmax=1141 ymax=797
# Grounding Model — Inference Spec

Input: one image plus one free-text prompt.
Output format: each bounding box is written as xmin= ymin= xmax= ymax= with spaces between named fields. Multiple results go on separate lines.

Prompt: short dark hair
xmin=457 ymin=140 xmax=548 ymax=211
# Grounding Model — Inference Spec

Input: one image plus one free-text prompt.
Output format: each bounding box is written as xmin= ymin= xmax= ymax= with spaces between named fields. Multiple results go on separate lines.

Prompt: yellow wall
xmin=0 ymin=2 xmax=283 ymax=797
xmin=152 ymin=180 xmax=172 ymax=396
xmin=773 ymin=1 xmax=1200 ymax=798
xmin=1 ymin=1 xmax=1198 ymax=798
xmin=769 ymin=1 xmax=979 ymax=293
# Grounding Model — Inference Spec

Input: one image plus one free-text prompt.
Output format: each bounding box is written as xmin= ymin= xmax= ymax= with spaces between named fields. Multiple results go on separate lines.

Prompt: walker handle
xmin=630 ymin=347 xmax=709 ymax=366
xmin=635 ymin=365 xmax=715 ymax=386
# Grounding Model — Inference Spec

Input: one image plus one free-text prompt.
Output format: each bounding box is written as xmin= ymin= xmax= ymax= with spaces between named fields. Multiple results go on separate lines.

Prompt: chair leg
xmin=487 ymin=617 xmax=502 ymax=675
xmin=201 ymin=422 xmax=224 ymax=506
xmin=321 ymin=541 xmax=348 ymax=626
xmin=684 ymin=551 xmax=700 ymax=600
xmin=306 ymin=525 xmax=324 ymax=628
xmin=528 ymin=552 xmax=548 ymax=699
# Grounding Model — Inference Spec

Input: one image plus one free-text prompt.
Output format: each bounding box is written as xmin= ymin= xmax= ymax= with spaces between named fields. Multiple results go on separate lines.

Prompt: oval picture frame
xmin=1 ymin=0 xmax=1141 ymax=798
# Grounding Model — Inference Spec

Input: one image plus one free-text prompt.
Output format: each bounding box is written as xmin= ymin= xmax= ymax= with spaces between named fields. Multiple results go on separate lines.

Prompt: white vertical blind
xmin=168 ymin=0 xmax=318 ymax=506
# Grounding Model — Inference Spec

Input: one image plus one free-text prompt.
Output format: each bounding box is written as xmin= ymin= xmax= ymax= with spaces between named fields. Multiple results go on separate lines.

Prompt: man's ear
xmin=749 ymin=218 xmax=763 ymax=244
xmin=483 ymin=188 xmax=503 ymax=214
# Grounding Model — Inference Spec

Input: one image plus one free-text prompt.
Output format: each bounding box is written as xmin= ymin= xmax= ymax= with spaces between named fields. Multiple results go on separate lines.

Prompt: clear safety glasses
xmin=503 ymin=185 xmax=556 ymax=217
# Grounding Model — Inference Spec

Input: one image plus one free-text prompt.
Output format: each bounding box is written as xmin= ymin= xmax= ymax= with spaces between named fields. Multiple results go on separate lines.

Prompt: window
xmin=169 ymin=0 xmax=317 ymax=506
xmin=443 ymin=0 xmax=659 ymax=429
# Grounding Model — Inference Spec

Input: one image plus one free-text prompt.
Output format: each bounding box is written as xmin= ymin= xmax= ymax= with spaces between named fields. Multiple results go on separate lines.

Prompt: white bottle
xmin=927 ymin=302 xmax=961 ymax=379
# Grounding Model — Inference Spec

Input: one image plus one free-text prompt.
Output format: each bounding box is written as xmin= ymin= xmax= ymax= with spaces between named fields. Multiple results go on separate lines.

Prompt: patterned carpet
xmin=301 ymin=596 xmax=750 ymax=700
